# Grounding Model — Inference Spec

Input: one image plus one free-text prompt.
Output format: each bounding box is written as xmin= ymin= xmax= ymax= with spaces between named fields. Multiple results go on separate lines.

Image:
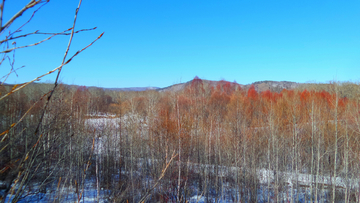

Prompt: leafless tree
xmin=0 ymin=0 xmax=102 ymax=201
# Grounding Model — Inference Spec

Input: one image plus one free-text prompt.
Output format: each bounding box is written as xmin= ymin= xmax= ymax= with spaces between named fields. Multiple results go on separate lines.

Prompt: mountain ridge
xmin=158 ymin=79 xmax=301 ymax=93
xmin=0 ymin=80 xmax=301 ymax=93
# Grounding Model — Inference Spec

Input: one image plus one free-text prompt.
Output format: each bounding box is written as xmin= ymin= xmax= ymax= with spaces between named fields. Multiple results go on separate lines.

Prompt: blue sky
xmin=1 ymin=0 xmax=359 ymax=88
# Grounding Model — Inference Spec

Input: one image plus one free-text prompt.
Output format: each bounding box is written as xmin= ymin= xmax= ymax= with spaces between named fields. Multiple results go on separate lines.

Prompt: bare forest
xmin=1 ymin=1 xmax=360 ymax=203
xmin=1 ymin=76 xmax=360 ymax=202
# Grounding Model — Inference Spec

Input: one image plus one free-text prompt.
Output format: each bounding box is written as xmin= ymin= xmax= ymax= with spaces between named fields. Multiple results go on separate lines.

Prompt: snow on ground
xmin=81 ymin=116 xmax=360 ymax=202
xmin=257 ymin=167 xmax=358 ymax=189
xmin=85 ymin=113 xmax=147 ymax=129
xmin=4 ymin=181 xmax=109 ymax=203
xmin=190 ymin=195 xmax=205 ymax=203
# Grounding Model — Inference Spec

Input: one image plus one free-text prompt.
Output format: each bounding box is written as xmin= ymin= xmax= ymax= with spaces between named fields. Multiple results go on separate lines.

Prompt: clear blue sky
xmin=1 ymin=0 xmax=359 ymax=88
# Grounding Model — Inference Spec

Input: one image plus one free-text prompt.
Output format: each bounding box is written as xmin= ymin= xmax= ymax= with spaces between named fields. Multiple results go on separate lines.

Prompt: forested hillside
xmin=1 ymin=77 xmax=360 ymax=202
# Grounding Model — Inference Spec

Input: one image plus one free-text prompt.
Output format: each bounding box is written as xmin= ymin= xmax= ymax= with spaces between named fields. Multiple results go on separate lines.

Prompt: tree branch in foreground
xmin=138 ymin=151 xmax=178 ymax=203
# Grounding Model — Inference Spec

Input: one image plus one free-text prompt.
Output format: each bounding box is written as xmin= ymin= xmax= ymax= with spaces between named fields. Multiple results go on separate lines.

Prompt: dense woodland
xmin=1 ymin=78 xmax=360 ymax=202
xmin=1 ymin=1 xmax=359 ymax=202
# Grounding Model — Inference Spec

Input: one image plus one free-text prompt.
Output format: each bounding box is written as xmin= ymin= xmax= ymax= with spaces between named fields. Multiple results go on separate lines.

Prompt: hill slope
xmin=158 ymin=79 xmax=300 ymax=93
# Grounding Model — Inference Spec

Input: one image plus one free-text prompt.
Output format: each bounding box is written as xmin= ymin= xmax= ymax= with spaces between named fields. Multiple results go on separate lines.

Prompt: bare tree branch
xmin=0 ymin=0 xmax=4 ymax=30
xmin=138 ymin=151 xmax=178 ymax=203
xmin=0 ymin=43 xmax=21 ymax=85
xmin=0 ymin=0 xmax=45 ymax=33
xmin=0 ymin=32 xmax=103 ymax=101
xmin=0 ymin=65 xmax=24 ymax=85
xmin=61 ymin=0 xmax=82 ymax=66
xmin=0 ymin=27 xmax=97 ymax=45
xmin=8 ymin=1 xmax=47 ymax=37
xmin=0 ymin=0 xmax=102 ymax=202
xmin=0 ymin=28 xmax=72 ymax=53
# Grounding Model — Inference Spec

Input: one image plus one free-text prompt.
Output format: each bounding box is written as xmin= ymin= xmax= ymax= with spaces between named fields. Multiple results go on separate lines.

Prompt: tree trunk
xmin=332 ymin=86 xmax=338 ymax=203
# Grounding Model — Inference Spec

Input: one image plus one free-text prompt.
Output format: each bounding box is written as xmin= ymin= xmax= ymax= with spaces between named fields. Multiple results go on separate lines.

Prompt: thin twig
xmin=0 ymin=0 xmax=44 ymax=33
xmin=0 ymin=28 xmax=72 ymax=53
xmin=61 ymin=0 xmax=82 ymax=66
xmin=0 ymin=27 xmax=97 ymax=45
xmin=0 ymin=52 xmax=6 ymax=66
xmin=138 ymin=151 xmax=178 ymax=203
xmin=63 ymin=32 xmax=104 ymax=64
xmin=0 ymin=42 xmax=19 ymax=85
xmin=0 ymin=66 xmax=24 ymax=85
xmin=0 ymin=32 xmax=103 ymax=101
xmin=0 ymin=0 xmax=4 ymax=30
xmin=8 ymin=1 xmax=47 ymax=38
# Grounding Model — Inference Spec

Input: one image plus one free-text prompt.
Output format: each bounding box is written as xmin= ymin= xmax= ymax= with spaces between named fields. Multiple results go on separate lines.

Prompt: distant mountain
xmin=158 ymin=79 xmax=301 ymax=93
xmin=0 ymin=80 xmax=300 ymax=93
xmin=157 ymin=82 xmax=188 ymax=92
xmin=3 ymin=80 xmax=358 ymax=99
xmin=247 ymin=80 xmax=300 ymax=92
xmin=103 ymin=87 xmax=159 ymax=92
